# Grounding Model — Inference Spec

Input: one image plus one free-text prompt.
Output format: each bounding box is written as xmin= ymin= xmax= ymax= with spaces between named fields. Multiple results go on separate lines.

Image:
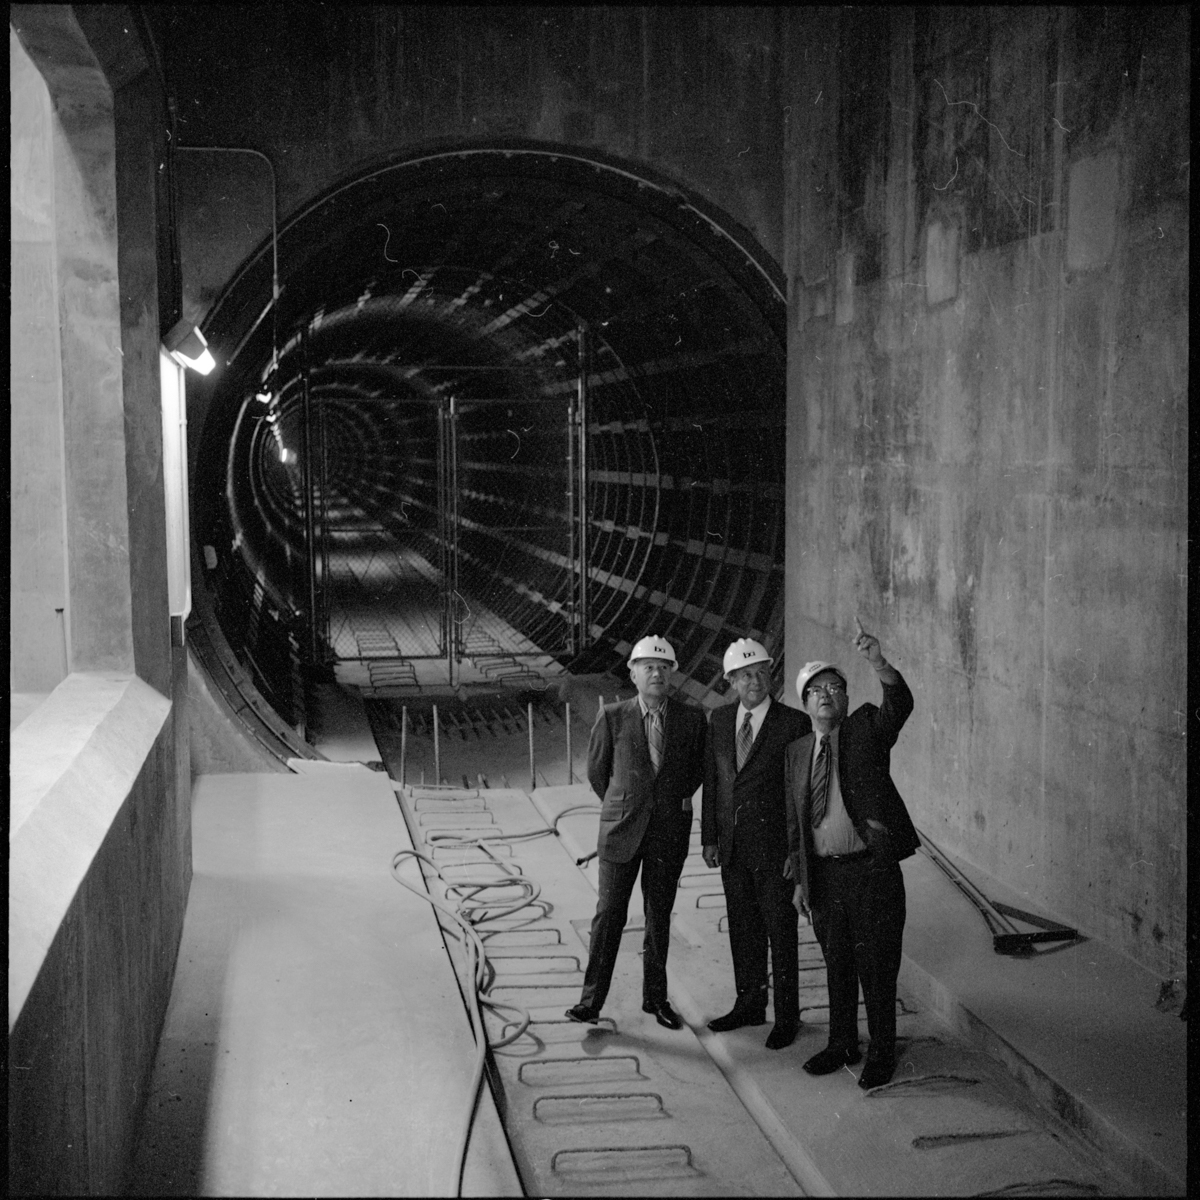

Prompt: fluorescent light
xmin=164 ymin=318 xmax=217 ymax=375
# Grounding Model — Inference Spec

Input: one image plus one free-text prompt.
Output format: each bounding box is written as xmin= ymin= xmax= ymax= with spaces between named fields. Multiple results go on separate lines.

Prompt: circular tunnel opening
xmin=189 ymin=145 xmax=787 ymax=739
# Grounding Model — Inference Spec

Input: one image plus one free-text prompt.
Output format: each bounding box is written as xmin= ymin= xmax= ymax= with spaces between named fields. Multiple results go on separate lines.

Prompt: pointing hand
xmin=853 ymin=615 xmax=884 ymax=668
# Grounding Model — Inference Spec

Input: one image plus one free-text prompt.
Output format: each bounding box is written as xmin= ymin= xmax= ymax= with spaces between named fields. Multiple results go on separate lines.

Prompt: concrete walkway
xmin=535 ymin=784 xmax=1186 ymax=1196
xmin=127 ymin=769 xmax=522 ymax=1197
xmin=899 ymin=841 xmax=1187 ymax=1196
xmin=141 ymin=691 xmax=1183 ymax=1195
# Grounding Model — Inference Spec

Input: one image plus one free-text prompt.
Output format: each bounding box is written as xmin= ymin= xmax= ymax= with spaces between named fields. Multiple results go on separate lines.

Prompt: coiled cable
xmin=390 ymin=827 xmax=556 ymax=1195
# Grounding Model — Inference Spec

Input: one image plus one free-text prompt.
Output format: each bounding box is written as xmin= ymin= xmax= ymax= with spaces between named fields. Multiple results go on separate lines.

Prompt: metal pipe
xmin=400 ymin=705 xmax=408 ymax=787
xmin=437 ymin=401 xmax=448 ymax=657
xmin=528 ymin=701 xmax=536 ymax=790
xmin=577 ymin=322 xmax=590 ymax=646
xmin=55 ymin=606 xmax=68 ymax=678
xmin=319 ymin=379 xmax=330 ymax=647
xmin=300 ymin=329 xmax=319 ymax=664
xmin=566 ymin=392 xmax=577 ymax=657
xmin=433 ymin=703 xmax=441 ymax=785
xmin=566 ymin=701 xmax=573 ymax=784
xmin=173 ymin=145 xmax=279 ymax=372
xmin=449 ymin=395 xmax=460 ymax=684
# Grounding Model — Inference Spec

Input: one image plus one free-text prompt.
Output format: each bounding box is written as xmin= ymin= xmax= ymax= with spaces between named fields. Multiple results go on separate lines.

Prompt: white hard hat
xmin=722 ymin=638 xmax=773 ymax=677
xmin=628 ymin=635 xmax=677 ymax=666
xmin=795 ymin=661 xmax=847 ymax=701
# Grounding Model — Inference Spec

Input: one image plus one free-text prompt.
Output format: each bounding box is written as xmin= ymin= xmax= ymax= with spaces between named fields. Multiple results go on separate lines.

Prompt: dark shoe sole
xmin=858 ymin=1060 xmax=895 ymax=1089
xmin=643 ymin=1003 xmax=683 ymax=1030
xmin=565 ymin=1006 xmax=600 ymax=1025
xmin=765 ymin=1024 xmax=798 ymax=1050
xmin=802 ymin=1046 xmax=862 ymax=1075
xmin=707 ymin=1011 xmax=768 ymax=1033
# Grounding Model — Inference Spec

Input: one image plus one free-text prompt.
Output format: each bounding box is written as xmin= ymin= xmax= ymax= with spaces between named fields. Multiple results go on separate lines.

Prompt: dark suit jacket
xmin=785 ymin=671 xmax=918 ymax=910
xmin=588 ymin=695 xmax=707 ymax=864
xmin=702 ymin=697 xmax=810 ymax=871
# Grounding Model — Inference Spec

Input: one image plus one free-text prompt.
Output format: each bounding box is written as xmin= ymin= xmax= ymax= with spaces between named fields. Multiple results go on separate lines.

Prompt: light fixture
xmin=164 ymin=318 xmax=217 ymax=375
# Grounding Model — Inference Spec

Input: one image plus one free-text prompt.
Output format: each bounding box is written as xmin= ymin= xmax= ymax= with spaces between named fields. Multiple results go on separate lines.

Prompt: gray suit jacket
xmin=587 ymin=695 xmax=707 ymax=863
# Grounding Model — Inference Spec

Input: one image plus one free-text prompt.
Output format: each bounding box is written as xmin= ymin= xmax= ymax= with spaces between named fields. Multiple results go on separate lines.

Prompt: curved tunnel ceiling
xmin=190 ymin=146 xmax=787 ymax=721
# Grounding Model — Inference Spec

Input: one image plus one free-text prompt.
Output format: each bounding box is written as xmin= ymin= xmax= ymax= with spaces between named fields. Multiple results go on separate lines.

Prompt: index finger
xmin=854 ymin=614 xmax=866 ymax=636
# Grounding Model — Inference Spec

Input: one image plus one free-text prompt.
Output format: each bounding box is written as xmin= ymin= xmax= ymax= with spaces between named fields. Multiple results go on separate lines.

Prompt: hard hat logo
xmin=722 ymin=638 xmax=772 ymax=677
xmin=628 ymin=635 xmax=678 ymax=666
xmin=795 ymin=660 xmax=847 ymax=701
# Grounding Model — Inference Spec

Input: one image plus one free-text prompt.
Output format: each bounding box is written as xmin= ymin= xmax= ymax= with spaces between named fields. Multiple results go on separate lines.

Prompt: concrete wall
xmin=781 ymin=7 xmax=1188 ymax=978
xmin=155 ymin=5 xmax=786 ymax=324
xmin=9 ymin=676 xmax=178 ymax=1195
xmin=10 ymin=24 xmax=69 ymax=692
xmin=8 ymin=7 xmax=193 ymax=1192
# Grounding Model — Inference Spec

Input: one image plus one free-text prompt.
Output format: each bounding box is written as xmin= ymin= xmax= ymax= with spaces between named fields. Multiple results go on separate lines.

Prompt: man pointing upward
xmin=784 ymin=617 xmax=918 ymax=1088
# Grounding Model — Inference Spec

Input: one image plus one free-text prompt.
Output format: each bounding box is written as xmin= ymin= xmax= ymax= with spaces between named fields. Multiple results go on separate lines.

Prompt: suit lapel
xmin=793 ymin=731 xmax=815 ymax=822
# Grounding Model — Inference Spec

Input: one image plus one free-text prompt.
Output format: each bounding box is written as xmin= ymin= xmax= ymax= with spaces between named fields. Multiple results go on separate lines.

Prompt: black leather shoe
xmin=707 ymin=1003 xmax=768 ymax=1033
xmin=857 ymin=1058 xmax=895 ymax=1089
xmin=565 ymin=1003 xmax=600 ymax=1024
xmin=765 ymin=1021 xmax=799 ymax=1050
xmin=642 ymin=1000 xmax=683 ymax=1030
xmin=802 ymin=1044 xmax=862 ymax=1075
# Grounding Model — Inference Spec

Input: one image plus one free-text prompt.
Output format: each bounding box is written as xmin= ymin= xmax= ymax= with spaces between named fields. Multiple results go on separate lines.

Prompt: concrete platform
xmin=172 ymin=691 xmax=1185 ymax=1194
xmin=899 ymin=843 xmax=1187 ymax=1196
xmin=126 ymin=769 xmax=522 ymax=1196
xmin=10 ymin=691 xmax=51 ymax=731
xmin=534 ymin=787 xmax=1186 ymax=1196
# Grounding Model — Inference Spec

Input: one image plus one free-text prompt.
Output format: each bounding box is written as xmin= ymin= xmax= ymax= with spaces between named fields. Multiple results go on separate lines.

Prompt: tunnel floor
xmin=126 ymin=715 xmax=1174 ymax=1195
xmin=327 ymin=540 xmax=562 ymax=697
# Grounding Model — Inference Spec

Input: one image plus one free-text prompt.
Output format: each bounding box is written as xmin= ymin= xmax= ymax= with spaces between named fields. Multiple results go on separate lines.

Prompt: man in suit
xmin=566 ymin=635 xmax=707 ymax=1030
xmin=784 ymin=618 xmax=918 ymax=1088
xmin=701 ymin=639 xmax=810 ymax=1049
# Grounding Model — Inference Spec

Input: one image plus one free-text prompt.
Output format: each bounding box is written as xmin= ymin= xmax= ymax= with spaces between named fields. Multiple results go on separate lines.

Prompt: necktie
xmin=810 ymin=736 xmax=830 ymax=827
xmin=647 ymin=708 xmax=664 ymax=774
xmin=736 ymin=711 xmax=754 ymax=771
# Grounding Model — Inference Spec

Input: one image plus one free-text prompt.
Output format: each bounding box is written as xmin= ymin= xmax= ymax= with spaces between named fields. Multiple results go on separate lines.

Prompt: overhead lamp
xmin=165 ymin=318 xmax=217 ymax=375
xmin=255 ymin=369 xmax=278 ymax=405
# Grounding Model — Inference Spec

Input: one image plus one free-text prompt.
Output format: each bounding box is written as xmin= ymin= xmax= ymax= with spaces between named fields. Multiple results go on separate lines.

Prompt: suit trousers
xmin=720 ymin=857 xmax=799 ymax=1021
xmin=811 ymin=855 xmax=906 ymax=1061
xmin=579 ymin=810 xmax=689 ymax=1011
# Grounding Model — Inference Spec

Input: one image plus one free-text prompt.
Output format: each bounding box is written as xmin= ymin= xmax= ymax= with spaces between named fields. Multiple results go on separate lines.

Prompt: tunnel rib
xmin=190 ymin=147 xmax=787 ymax=725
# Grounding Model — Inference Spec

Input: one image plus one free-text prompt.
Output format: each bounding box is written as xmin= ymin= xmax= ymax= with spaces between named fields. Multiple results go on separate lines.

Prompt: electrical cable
xmin=918 ymin=830 xmax=1016 ymax=942
xmin=551 ymin=802 xmax=602 ymax=830
xmin=391 ymin=796 xmax=577 ymax=1197
xmin=549 ymin=803 xmax=601 ymax=863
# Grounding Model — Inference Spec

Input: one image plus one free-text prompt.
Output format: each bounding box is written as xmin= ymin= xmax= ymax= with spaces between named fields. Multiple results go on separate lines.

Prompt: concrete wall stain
xmin=785 ymin=8 xmax=1186 ymax=978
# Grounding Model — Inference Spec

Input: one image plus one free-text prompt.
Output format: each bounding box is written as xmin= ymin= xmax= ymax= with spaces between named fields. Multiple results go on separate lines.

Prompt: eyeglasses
xmin=805 ymin=682 xmax=845 ymax=699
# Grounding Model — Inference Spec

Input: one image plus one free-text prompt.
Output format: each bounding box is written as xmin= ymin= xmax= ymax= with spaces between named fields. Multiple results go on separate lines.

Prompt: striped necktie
xmin=810 ymin=736 xmax=830 ymax=827
xmin=736 ymin=711 xmax=754 ymax=771
xmin=646 ymin=707 xmax=664 ymax=774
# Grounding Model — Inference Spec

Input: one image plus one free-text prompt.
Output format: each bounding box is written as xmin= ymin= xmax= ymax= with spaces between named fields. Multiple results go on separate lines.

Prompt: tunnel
xmin=189 ymin=145 xmax=788 ymax=742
